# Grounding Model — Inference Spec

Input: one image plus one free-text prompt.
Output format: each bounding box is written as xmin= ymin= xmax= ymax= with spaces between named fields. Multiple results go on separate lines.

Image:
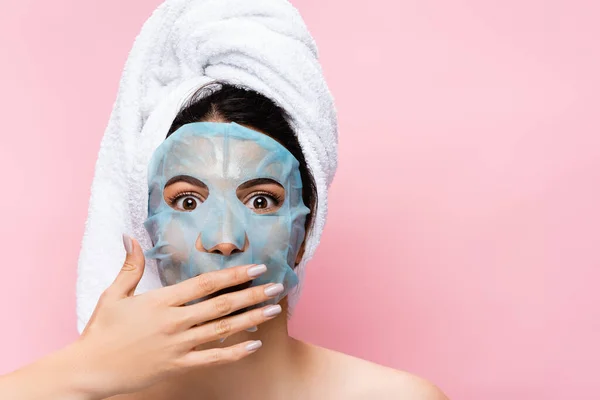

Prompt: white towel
xmin=76 ymin=0 xmax=338 ymax=334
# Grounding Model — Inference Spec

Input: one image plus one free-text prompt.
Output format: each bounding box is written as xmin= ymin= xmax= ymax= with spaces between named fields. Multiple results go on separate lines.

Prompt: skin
xmin=0 ymin=123 xmax=449 ymax=400
xmin=0 ymin=237 xmax=447 ymax=400
xmin=107 ymin=296 xmax=449 ymax=400
xmin=0 ymin=238 xmax=286 ymax=400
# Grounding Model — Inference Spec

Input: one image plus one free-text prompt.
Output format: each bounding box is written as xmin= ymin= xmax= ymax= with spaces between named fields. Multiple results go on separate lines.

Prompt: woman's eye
xmin=245 ymin=194 xmax=278 ymax=212
xmin=173 ymin=195 xmax=202 ymax=211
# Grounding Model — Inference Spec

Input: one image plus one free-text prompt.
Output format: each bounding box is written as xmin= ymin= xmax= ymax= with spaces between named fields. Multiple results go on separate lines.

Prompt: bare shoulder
xmin=297 ymin=341 xmax=449 ymax=400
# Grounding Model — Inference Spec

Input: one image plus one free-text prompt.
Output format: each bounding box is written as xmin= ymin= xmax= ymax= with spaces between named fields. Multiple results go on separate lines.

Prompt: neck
xmin=174 ymin=297 xmax=305 ymax=399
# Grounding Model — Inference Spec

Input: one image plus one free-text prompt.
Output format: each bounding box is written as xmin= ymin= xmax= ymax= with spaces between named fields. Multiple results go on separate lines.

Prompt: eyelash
xmin=243 ymin=190 xmax=283 ymax=206
xmin=167 ymin=191 xmax=204 ymax=206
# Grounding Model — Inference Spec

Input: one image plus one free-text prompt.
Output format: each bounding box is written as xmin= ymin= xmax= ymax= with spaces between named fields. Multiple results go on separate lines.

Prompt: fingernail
xmin=246 ymin=325 xmax=258 ymax=332
xmin=247 ymin=264 xmax=267 ymax=277
xmin=245 ymin=340 xmax=262 ymax=352
xmin=263 ymin=304 xmax=282 ymax=318
xmin=264 ymin=283 xmax=284 ymax=297
xmin=122 ymin=233 xmax=133 ymax=254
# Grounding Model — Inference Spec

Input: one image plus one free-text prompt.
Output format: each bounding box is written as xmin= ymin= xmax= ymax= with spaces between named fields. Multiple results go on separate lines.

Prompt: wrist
xmin=29 ymin=340 xmax=106 ymax=400
xmin=0 ymin=341 xmax=103 ymax=400
xmin=50 ymin=339 xmax=108 ymax=400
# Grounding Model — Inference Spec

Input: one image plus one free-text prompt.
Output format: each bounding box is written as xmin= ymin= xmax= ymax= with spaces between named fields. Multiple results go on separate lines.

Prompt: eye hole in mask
xmin=163 ymin=176 xmax=285 ymax=214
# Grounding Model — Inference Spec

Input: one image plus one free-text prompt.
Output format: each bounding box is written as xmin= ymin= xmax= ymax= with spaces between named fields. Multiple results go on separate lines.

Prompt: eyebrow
xmin=165 ymin=175 xmax=208 ymax=189
xmin=237 ymin=178 xmax=283 ymax=191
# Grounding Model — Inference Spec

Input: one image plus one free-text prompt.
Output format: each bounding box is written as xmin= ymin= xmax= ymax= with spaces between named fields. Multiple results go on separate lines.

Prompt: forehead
xmin=152 ymin=123 xmax=294 ymax=182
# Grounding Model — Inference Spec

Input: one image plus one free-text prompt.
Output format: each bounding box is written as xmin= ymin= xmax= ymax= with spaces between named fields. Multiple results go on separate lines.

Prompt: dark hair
xmin=166 ymin=81 xmax=317 ymax=240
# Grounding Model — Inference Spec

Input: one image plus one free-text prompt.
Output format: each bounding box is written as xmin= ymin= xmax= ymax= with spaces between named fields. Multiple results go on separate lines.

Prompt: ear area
xmin=294 ymin=238 xmax=306 ymax=267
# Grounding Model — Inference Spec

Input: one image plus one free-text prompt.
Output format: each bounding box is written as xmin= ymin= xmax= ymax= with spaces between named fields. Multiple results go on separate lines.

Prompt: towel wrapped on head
xmin=76 ymin=0 xmax=338 ymax=333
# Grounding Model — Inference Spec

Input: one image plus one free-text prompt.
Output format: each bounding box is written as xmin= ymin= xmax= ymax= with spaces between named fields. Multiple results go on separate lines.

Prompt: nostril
xmin=206 ymin=243 xmax=243 ymax=256
xmin=197 ymin=234 xmax=248 ymax=256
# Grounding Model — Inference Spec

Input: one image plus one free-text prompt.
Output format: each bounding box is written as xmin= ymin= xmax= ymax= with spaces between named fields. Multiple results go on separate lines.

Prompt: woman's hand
xmin=67 ymin=234 xmax=282 ymax=399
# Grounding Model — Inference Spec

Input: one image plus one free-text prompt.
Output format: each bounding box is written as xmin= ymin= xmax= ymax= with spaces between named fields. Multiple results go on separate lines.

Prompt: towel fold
xmin=76 ymin=0 xmax=338 ymax=333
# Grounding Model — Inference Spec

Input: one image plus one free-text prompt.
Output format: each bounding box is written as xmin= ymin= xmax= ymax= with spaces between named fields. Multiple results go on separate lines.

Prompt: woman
xmin=1 ymin=0 xmax=449 ymax=398
xmin=0 ymin=81 xmax=447 ymax=400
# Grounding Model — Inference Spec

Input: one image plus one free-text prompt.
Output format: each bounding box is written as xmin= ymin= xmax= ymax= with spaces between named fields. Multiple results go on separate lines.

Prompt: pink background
xmin=1 ymin=0 xmax=599 ymax=398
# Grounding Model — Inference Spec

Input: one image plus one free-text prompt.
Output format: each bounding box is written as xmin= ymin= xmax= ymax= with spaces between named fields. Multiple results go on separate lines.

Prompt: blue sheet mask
xmin=143 ymin=121 xmax=310 ymax=310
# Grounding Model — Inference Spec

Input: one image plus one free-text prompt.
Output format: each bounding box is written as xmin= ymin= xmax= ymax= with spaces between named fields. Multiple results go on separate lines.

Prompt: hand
xmin=69 ymin=234 xmax=282 ymax=399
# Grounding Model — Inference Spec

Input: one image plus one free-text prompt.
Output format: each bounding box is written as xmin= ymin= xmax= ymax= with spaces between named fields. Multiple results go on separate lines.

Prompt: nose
xmin=196 ymin=197 xmax=248 ymax=256
xmin=196 ymin=233 xmax=249 ymax=256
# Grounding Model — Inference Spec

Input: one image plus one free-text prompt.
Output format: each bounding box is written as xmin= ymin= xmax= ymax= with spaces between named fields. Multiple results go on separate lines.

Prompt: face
xmin=143 ymin=121 xmax=310 ymax=308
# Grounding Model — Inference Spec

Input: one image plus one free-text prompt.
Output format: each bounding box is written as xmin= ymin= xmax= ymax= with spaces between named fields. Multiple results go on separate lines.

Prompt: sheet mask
xmin=143 ymin=121 xmax=310 ymax=311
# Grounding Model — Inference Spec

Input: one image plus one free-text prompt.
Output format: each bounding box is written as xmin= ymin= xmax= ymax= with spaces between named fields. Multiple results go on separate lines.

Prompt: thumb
xmin=109 ymin=233 xmax=146 ymax=298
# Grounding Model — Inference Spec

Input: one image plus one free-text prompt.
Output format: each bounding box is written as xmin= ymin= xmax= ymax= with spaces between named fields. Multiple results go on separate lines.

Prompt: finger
xmin=177 ymin=282 xmax=284 ymax=328
xmin=177 ymin=340 xmax=262 ymax=368
xmin=180 ymin=303 xmax=282 ymax=346
xmin=107 ymin=234 xmax=146 ymax=299
xmin=157 ymin=263 xmax=267 ymax=306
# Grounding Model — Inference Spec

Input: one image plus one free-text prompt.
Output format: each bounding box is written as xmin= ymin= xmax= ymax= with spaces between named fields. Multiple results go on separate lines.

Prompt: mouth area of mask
xmin=143 ymin=121 xmax=310 ymax=309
